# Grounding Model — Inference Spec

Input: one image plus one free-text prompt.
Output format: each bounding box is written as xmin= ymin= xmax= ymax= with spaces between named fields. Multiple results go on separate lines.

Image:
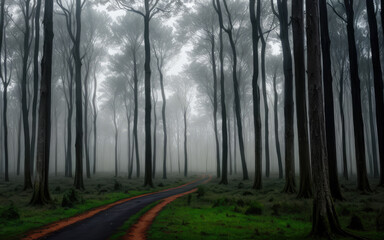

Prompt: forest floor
xmin=148 ymin=175 xmax=384 ymax=240
xmin=0 ymin=173 xmax=195 ymax=239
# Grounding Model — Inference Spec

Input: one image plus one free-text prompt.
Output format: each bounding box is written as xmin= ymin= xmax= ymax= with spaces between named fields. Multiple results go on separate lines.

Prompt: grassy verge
xmin=0 ymin=174 xmax=195 ymax=239
xmin=149 ymin=176 xmax=384 ymax=240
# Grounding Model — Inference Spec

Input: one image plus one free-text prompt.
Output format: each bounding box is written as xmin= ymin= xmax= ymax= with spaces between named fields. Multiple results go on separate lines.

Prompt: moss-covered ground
xmin=148 ymin=175 xmax=384 ymax=240
xmin=0 ymin=173 xmax=193 ymax=239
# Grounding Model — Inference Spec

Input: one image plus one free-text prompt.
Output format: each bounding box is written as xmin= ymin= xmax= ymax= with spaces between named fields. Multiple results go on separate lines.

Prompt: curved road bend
xmin=43 ymin=177 xmax=209 ymax=240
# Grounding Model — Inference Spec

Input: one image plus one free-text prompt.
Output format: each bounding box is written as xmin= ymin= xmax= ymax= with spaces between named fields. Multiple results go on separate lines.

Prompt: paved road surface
xmin=43 ymin=177 xmax=208 ymax=240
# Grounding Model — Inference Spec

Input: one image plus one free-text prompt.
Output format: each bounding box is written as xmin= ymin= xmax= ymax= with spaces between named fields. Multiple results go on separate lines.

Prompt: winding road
xmin=27 ymin=176 xmax=209 ymax=240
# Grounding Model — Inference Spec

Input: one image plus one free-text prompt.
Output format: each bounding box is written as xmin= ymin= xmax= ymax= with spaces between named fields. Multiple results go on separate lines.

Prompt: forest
xmin=0 ymin=0 xmax=384 ymax=239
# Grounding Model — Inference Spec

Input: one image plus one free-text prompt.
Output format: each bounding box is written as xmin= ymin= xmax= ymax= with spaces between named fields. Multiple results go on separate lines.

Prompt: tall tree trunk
xmin=338 ymin=61 xmax=349 ymax=180
xmin=319 ymin=0 xmax=342 ymax=200
xmin=54 ymin=107 xmax=58 ymax=176
xmin=17 ymin=112 xmax=22 ymax=176
xmin=183 ymin=110 xmax=188 ymax=177
xmin=250 ymin=0 xmax=262 ymax=189
xmin=213 ymin=0 xmax=228 ymax=184
xmin=233 ymin=108 xmax=237 ymax=174
xmin=293 ymin=0 xmax=312 ymax=198
xmin=113 ymin=98 xmax=118 ymax=177
xmin=273 ymin=71 xmax=283 ymax=179
xmin=152 ymin=95 xmax=157 ymax=178
xmin=210 ymin=32 xmax=220 ymax=179
xmin=30 ymin=0 xmax=53 ymax=205
xmin=84 ymin=64 xmax=91 ymax=179
xmin=126 ymin=105 xmax=132 ymax=178
xmin=65 ymin=77 xmax=73 ymax=177
xmin=365 ymin=0 xmax=384 ymax=186
xmin=133 ymin=51 xmax=140 ymax=178
xmin=222 ymin=0 xmax=248 ymax=180
xmin=177 ymin=117 xmax=180 ymax=175
xmin=143 ymin=2 xmax=153 ymax=187
xmin=2 ymin=85 xmax=9 ymax=182
xmin=306 ymin=0 xmax=344 ymax=235
xmin=31 ymin=0 xmax=42 ymax=173
xmin=259 ymin=13 xmax=270 ymax=179
xmin=343 ymin=0 xmax=371 ymax=192
xmin=228 ymin=117 xmax=232 ymax=175
xmin=22 ymin=0 xmax=33 ymax=189
xmin=92 ymin=73 xmax=98 ymax=175
xmin=275 ymin=0 xmax=295 ymax=192
xmin=74 ymin=0 xmax=84 ymax=190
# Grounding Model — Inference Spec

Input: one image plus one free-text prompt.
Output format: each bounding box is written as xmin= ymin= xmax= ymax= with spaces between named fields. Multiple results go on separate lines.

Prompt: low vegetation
xmin=149 ymin=176 xmax=384 ymax=240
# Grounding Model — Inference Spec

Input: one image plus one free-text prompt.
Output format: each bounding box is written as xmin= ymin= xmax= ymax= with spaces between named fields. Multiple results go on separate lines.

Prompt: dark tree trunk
xmin=54 ymin=107 xmax=58 ymax=176
xmin=143 ymin=3 xmax=153 ymax=187
xmin=365 ymin=0 xmax=384 ymax=186
xmin=228 ymin=117 xmax=232 ymax=175
xmin=84 ymin=63 xmax=91 ymax=179
xmin=338 ymin=61 xmax=349 ymax=180
xmin=31 ymin=0 xmax=42 ymax=173
xmin=273 ymin=71 xmax=283 ymax=179
xmin=259 ymin=11 xmax=270 ymax=179
xmin=152 ymin=95 xmax=157 ymax=178
xmin=250 ymin=0 xmax=262 ymax=190
xmin=306 ymin=0 xmax=344 ymax=235
xmin=343 ymin=0 xmax=371 ymax=192
xmin=22 ymin=0 xmax=33 ymax=190
xmin=65 ymin=74 xmax=73 ymax=178
xmin=177 ymin=118 xmax=180 ymax=175
xmin=183 ymin=110 xmax=188 ymax=177
xmin=125 ymin=102 xmax=132 ymax=178
xmin=211 ymin=33 xmax=220 ymax=179
xmin=233 ymin=108 xmax=237 ymax=174
xmin=17 ymin=112 xmax=22 ymax=176
xmin=293 ymin=0 xmax=312 ymax=198
xmin=74 ymin=0 xmax=84 ymax=190
xmin=133 ymin=52 xmax=140 ymax=178
xmin=2 ymin=86 xmax=9 ymax=182
xmin=222 ymin=0 xmax=248 ymax=180
xmin=30 ymin=0 xmax=53 ymax=205
xmin=319 ymin=0 xmax=342 ymax=200
xmin=92 ymin=73 xmax=98 ymax=175
xmin=275 ymin=0 xmax=296 ymax=192
xmin=213 ymin=0 xmax=228 ymax=185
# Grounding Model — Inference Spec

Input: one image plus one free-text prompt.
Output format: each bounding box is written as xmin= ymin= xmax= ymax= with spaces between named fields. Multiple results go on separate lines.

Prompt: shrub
xmin=114 ymin=180 xmax=122 ymax=191
xmin=62 ymin=188 xmax=82 ymax=208
xmin=0 ymin=205 xmax=20 ymax=221
xmin=197 ymin=186 xmax=206 ymax=198
xmin=245 ymin=202 xmax=263 ymax=215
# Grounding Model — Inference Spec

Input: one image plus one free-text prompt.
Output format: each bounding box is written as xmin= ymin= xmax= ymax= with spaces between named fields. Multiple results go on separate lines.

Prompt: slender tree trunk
xmin=222 ymin=0 xmax=248 ymax=180
xmin=228 ymin=117 xmax=232 ymax=175
xmin=250 ymin=0 xmax=262 ymax=189
xmin=30 ymin=0 xmax=53 ymax=205
xmin=259 ymin=13 xmax=270 ymax=179
xmin=213 ymin=0 xmax=228 ymax=184
xmin=365 ymin=0 xmax=384 ymax=186
xmin=113 ymin=99 xmax=118 ymax=177
xmin=152 ymin=96 xmax=157 ymax=178
xmin=31 ymin=0 xmax=42 ymax=174
xmin=17 ymin=112 xmax=22 ymax=176
xmin=367 ymin=73 xmax=379 ymax=178
xmin=177 ymin=117 xmax=180 ymax=175
xmin=22 ymin=0 xmax=33 ymax=190
xmin=143 ymin=3 xmax=153 ymax=187
xmin=319 ymin=0 xmax=342 ymax=200
xmin=344 ymin=0 xmax=371 ymax=192
xmin=210 ymin=33 xmax=220 ymax=179
xmin=133 ymin=52 xmax=140 ymax=178
xmin=234 ymin=109 xmax=237 ymax=174
xmin=127 ymin=108 xmax=131 ymax=178
xmin=183 ymin=110 xmax=188 ymax=177
xmin=74 ymin=0 xmax=84 ymax=190
xmin=306 ymin=0 xmax=344 ymax=235
xmin=275 ymin=0 xmax=296 ymax=192
xmin=92 ymin=73 xmax=98 ymax=175
xmin=3 ymin=86 xmax=9 ymax=182
xmin=65 ymin=78 xmax=73 ymax=177
xmin=54 ymin=107 xmax=58 ymax=176
xmin=273 ymin=71 xmax=283 ymax=179
xmin=84 ymin=64 xmax=91 ymax=179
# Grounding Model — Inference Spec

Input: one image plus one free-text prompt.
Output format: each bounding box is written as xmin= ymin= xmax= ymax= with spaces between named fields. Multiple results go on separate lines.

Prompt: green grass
xmin=149 ymin=176 xmax=384 ymax=240
xmin=0 ymin=173 xmax=194 ymax=239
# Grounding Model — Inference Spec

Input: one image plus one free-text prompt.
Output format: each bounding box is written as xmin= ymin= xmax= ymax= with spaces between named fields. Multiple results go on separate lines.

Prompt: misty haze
xmin=0 ymin=0 xmax=384 ymax=239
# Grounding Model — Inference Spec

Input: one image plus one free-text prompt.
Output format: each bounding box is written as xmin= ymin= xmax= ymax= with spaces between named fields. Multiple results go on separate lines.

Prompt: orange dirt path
xmin=21 ymin=177 xmax=203 ymax=240
xmin=124 ymin=175 xmax=212 ymax=240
